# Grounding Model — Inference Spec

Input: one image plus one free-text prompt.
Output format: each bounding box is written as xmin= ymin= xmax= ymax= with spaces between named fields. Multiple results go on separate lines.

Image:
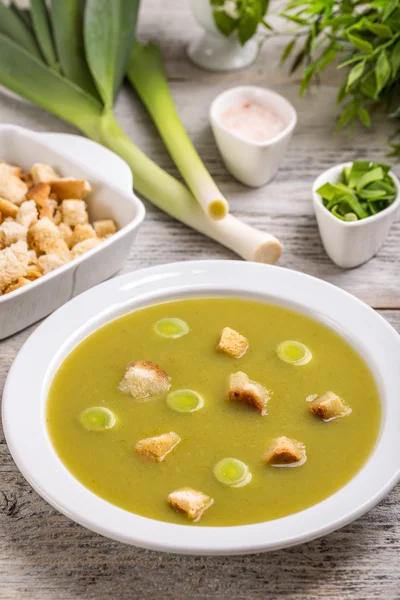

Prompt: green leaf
xmin=346 ymin=60 xmax=365 ymax=88
xmin=281 ymin=38 xmax=296 ymax=63
xmin=0 ymin=34 xmax=103 ymax=138
xmin=0 ymin=3 xmax=41 ymax=57
xmin=383 ymin=0 xmax=398 ymax=20
xmin=336 ymin=81 xmax=348 ymax=104
xmin=30 ymin=0 xmax=59 ymax=70
xmin=300 ymin=64 xmax=316 ymax=95
xmin=390 ymin=40 xmax=400 ymax=77
xmin=84 ymin=0 xmax=139 ymax=108
xmin=357 ymin=106 xmax=371 ymax=127
xmin=290 ymin=48 xmax=306 ymax=73
xmin=375 ymin=50 xmax=391 ymax=94
xmin=238 ymin=7 xmax=260 ymax=45
xmin=365 ymin=22 xmax=393 ymax=38
xmin=51 ymin=0 xmax=99 ymax=98
xmin=10 ymin=3 xmax=33 ymax=30
xmin=318 ymin=44 xmax=337 ymax=70
xmin=212 ymin=10 xmax=238 ymax=37
xmin=336 ymin=101 xmax=357 ymax=129
xmin=347 ymin=33 xmax=373 ymax=54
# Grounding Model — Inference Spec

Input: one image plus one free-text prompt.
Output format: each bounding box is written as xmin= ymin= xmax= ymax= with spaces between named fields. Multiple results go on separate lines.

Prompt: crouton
xmin=135 ymin=432 xmax=181 ymax=462
xmin=0 ymin=197 xmax=18 ymax=218
xmin=28 ymin=217 xmax=61 ymax=254
xmin=48 ymin=238 xmax=71 ymax=261
xmin=0 ymin=161 xmax=23 ymax=178
xmin=308 ymin=391 xmax=352 ymax=422
xmin=118 ymin=360 xmax=171 ymax=400
xmin=0 ymin=241 xmax=30 ymax=292
xmin=217 ymin=327 xmax=249 ymax=358
xmin=61 ymin=199 xmax=88 ymax=227
xmin=70 ymin=237 xmax=100 ymax=258
xmin=263 ymin=436 xmax=306 ymax=467
xmin=0 ymin=221 xmax=27 ymax=246
xmin=58 ymin=222 xmax=74 ymax=248
xmin=0 ymin=168 xmax=27 ymax=205
xmin=37 ymin=252 xmax=69 ymax=274
xmin=3 ymin=276 xmax=30 ymax=294
xmin=26 ymin=182 xmax=50 ymax=207
xmin=31 ymin=163 xmax=60 ymax=184
xmin=168 ymin=488 xmax=214 ymax=522
xmin=25 ymin=264 xmax=43 ymax=280
xmin=39 ymin=198 xmax=59 ymax=222
xmin=93 ymin=219 xmax=117 ymax=238
xmin=71 ymin=223 xmax=96 ymax=246
xmin=229 ymin=371 xmax=270 ymax=416
xmin=50 ymin=178 xmax=91 ymax=200
xmin=16 ymin=200 xmax=38 ymax=228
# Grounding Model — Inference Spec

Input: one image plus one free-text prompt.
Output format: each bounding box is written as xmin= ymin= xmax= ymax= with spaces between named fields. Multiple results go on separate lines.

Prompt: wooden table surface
xmin=1 ymin=1 xmax=399 ymax=598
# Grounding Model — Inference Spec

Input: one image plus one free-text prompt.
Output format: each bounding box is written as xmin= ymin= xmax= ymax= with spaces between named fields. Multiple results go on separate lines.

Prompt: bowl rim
xmin=0 ymin=125 xmax=145 ymax=303
xmin=209 ymin=85 xmax=297 ymax=148
xmin=3 ymin=260 xmax=400 ymax=555
xmin=312 ymin=161 xmax=400 ymax=228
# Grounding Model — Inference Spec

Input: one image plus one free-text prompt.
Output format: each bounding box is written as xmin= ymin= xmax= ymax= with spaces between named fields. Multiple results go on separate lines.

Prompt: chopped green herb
xmin=317 ymin=161 xmax=397 ymax=222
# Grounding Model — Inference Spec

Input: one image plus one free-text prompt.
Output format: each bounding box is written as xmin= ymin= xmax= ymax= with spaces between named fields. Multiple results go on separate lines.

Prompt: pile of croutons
xmin=0 ymin=161 xmax=117 ymax=295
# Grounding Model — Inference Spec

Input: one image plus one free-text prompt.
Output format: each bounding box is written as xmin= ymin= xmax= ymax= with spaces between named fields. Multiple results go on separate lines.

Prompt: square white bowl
xmin=0 ymin=125 xmax=145 ymax=339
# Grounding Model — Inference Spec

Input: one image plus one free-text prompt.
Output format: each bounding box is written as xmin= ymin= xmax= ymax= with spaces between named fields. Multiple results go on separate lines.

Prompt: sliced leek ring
xmin=276 ymin=340 xmax=312 ymax=366
xmin=166 ymin=389 xmax=204 ymax=413
xmin=79 ymin=407 xmax=116 ymax=431
xmin=213 ymin=458 xmax=252 ymax=488
xmin=154 ymin=318 xmax=189 ymax=339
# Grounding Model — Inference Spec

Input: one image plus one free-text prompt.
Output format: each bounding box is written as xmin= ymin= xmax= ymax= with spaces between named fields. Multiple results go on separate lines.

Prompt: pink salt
xmin=220 ymin=101 xmax=286 ymax=143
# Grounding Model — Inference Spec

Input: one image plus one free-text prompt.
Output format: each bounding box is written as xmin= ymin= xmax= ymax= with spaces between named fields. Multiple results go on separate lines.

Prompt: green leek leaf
xmin=0 ymin=34 xmax=103 ymax=138
xmin=0 ymin=3 xmax=41 ymax=58
xmin=51 ymin=0 xmax=99 ymax=98
xmin=30 ymin=0 xmax=59 ymax=70
xmin=356 ymin=167 xmax=384 ymax=191
xmin=84 ymin=0 xmax=139 ymax=108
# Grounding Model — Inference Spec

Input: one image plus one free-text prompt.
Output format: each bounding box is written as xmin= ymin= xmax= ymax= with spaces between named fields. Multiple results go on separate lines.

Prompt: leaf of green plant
xmin=212 ymin=10 xmax=238 ymax=36
xmin=238 ymin=6 xmax=260 ymax=45
xmin=300 ymin=64 xmax=316 ymax=94
xmin=84 ymin=0 xmax=139 ymax=108
xmin=390 ymin=40 xmax=400 ymax=77
xmin=51 ymin=0 xmax=99 ymax=98
xmin=347 ymin=60 xmax=365 ymax=88
xmin=10 ymin=3 xmax=33 ymax=30
xmin=357 ymin=106 xmax=371 ymax=127
xmin=375 ymin=50 xmax=391 ymax=94
xmin=366 ymin=22 xmax=393 ymax=38
xmin=0 ymin=34 xmax=103 ymax=138
xmin=360 ymin=73 xmax=378 ymax=99
xmin=281 ymin=38 xmax=296 ymax=63
xmin=290 ymin=48 xmax=306 ymax=73
xmin=347 ymin=33 xmax=373 ymax=54
xmin=318 ymin=44 xmax=337 ymax=70
xmin=30 ymin=0 xmax=59 ymax=70
xmin=383 ymin=0 xmax=398 ymax=21
xmin=336 ymin=101 xmax=357 ymax=129
xmin=0 ymin=3 xmax=40 ymax=57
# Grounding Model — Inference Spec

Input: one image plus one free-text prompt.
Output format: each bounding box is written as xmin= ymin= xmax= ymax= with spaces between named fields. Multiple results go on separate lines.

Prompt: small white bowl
xmin=210 ymin=86 xmax=297 ymax=187
xmin=312 ymin=162 xmax=400 ymax=269
xmin=0 ymin=126 xmax=145 ymax=339
xmin=3 ymin=260 xmax=400 ymax=555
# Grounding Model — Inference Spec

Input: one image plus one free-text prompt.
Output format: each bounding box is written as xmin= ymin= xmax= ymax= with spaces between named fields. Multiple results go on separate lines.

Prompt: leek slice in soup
xmin=213 ymin=458 xmax=252 ymax=488
xmin=166 ymin=389 xmax=204 ymax=413
xmin=154 ymin=317 xmax=189 ymax=339
xmin=276 ymin=340 xmax=312 ymax=365
xmin=79 ymin=407 xmax=116 ymax=431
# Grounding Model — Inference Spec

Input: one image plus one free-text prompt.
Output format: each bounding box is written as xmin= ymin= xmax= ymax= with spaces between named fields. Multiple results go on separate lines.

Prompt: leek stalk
xmin=127 ymin=42 xmax=229 ymax=221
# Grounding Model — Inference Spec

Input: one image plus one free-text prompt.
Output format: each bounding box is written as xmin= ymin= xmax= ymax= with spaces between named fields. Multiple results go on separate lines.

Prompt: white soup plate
xmin=3 ymin=260 xmax=400 ymax=555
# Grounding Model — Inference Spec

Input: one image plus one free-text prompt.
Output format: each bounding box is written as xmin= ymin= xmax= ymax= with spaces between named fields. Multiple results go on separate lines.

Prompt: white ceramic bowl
xmin=0 ymin=126 xmax=145 ymax=339
xmin=210 ymin=86 xmax=297 ymax=187
xmin=3 ymin=260 xmax=400 ymax=555
xmin=312 ymin=162 xmax=400 ymax=269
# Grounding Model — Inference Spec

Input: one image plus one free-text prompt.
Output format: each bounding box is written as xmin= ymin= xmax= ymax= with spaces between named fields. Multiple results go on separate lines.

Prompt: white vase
xmin=187 ymin=0 xmax=258 ymax=71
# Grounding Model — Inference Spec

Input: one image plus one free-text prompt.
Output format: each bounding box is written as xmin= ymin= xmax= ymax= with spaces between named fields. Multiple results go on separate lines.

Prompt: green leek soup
xmin=46 ymin=298 xmax=381 ymax=526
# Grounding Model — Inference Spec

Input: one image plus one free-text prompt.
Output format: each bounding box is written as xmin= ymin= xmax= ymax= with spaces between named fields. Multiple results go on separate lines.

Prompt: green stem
xmin=126 ymin=41 xmax=228 ymax=220
xmin=98 ymin=111 xmax=282 ymax=264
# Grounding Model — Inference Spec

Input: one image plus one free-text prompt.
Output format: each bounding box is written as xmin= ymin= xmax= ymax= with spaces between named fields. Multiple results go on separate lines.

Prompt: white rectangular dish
xmin=0 ymin=125 xmax=145 ymax=339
